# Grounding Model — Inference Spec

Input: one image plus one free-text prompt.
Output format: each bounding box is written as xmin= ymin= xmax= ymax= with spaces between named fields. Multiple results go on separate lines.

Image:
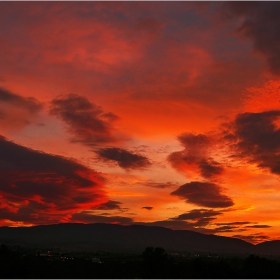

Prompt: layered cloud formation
xmin=0 ymin=136 xmax=107 ymax=225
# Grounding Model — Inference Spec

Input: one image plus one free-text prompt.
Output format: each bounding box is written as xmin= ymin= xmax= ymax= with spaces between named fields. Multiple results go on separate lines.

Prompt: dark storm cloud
xmin=93 ymin=200 xmax=122 ymax=210
xmin=171 ymin=181 xmax=234 ymax=208
xmin=224 ymin=2 xmax=280 ymax=75
xmin=229 ymin=110 xmax=280 ymax=175
xmin=71 ymin=211 xmax=133 ymax=225
xmin=142 ymin=206 xmax=153 ymax=210
xmin=49 ymin=94 xmax=119 ymax=146
xmin=168 ymin=133 xmax=224 ymax=179
xmin=0 ymin=87 xmax=42 ymax=113
xmin=96 ymin=147 xmax=151 ymax=170
xmin=0 ymin=136 xmax=106 ymax=224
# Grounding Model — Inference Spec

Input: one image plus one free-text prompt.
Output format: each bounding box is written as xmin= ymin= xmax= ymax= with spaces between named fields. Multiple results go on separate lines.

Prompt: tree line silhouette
xmin=1 ymin=244 xmax=280 ymax=278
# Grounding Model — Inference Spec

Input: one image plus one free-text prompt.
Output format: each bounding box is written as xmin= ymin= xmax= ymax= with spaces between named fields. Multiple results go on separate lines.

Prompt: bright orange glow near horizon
xmin=0 ymin=1 xmax=280 ymax=244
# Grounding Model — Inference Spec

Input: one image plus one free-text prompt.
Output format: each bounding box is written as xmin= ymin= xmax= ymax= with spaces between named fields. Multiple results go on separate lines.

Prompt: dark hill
xmin=0 ymin=223 xmax=260 ymax=254
xmin=255 ymin=240 xmax=280 ymax=255
xmin=0 ymin=223 xmax=280 ymax=254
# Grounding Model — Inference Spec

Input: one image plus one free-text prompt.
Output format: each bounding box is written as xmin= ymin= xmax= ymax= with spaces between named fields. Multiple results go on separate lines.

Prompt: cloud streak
xmin=71 ymin=211 xmax=133 ymax=225
xmin=135 ymin=208 xmax=223 ymax=232
xmin=137 ymin=180 xmax=178 ymax=189
xmin=142 ymin=206 xmax=153 ymax=210
xmin=173 ymin=209 xmax=222 ymax=221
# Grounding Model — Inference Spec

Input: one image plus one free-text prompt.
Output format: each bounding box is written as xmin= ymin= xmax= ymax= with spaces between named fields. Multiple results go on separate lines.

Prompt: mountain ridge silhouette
xmin=0 ymin=223 xmax=275 ymax=255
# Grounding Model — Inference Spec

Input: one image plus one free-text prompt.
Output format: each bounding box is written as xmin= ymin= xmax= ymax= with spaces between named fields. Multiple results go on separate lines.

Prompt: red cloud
xmin=0 ymin=135 xmax=108 ymax=225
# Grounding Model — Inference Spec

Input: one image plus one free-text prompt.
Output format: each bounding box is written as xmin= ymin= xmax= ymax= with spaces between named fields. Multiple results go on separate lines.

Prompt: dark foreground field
xmin=2 ymin=244 xmax=280 ymax=279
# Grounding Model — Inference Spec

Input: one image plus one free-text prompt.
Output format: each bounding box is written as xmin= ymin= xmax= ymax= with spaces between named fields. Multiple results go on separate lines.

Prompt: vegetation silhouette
xmin=142 ymin=247 xmax=174 ymax=278
xmin=1 ymin=244 xmax=280 ymax=278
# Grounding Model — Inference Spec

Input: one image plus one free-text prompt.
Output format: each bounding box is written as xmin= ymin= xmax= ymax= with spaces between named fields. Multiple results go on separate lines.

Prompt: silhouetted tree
xmin=142 ymin=247 xmax=169 ymax=263
xmin=142 ymin=247 xmax=173 ymax=278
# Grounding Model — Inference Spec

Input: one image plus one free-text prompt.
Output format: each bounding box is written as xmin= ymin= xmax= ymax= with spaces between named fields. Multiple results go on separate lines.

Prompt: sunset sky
xmin=1 ymin=1 xmax=280 ymax=244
